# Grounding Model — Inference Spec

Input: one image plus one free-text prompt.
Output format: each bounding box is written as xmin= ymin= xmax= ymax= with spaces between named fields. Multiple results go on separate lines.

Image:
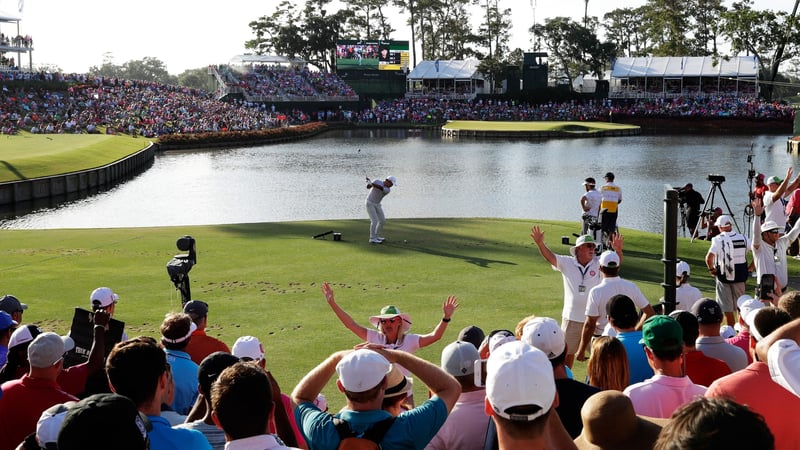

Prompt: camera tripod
xmin=692 ymin=175 xmax=738 ymax=242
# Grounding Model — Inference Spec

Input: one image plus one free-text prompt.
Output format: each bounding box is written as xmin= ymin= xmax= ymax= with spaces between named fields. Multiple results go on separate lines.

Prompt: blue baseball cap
xmin=0 ymin=310 xmax=17 ymax=331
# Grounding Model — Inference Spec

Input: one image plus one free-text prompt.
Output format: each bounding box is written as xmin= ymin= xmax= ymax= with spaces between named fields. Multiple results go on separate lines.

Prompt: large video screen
xmin=336 ymin=40 xmax=409 ymax=71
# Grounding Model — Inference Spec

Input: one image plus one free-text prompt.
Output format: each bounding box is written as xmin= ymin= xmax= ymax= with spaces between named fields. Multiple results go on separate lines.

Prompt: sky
xmin=0 ymin=0 xmax=792 ymax=75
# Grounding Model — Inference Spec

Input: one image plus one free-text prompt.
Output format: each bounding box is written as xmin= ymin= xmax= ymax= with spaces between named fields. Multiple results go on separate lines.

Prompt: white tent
xmin=0 ymin=10 xmax=21 ymax=21
xmin=406 ymin=59 xmax=487 ymax=99
xmin=228 ymin=54 xmax=307 ymax=70
xmin=609 ymin=56 xmax=759 ymax=98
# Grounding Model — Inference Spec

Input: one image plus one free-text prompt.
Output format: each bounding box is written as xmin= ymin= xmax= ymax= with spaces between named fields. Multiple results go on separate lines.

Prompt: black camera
xmin=707 ymin=174 xmax=726 ymax=183
xmin=166 ymin=236 xmax=196 ymax=305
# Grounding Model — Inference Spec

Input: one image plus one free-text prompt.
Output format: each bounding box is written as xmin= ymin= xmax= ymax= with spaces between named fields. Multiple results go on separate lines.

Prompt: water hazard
xmin=1 ymin=130 xmax=796 ymax=233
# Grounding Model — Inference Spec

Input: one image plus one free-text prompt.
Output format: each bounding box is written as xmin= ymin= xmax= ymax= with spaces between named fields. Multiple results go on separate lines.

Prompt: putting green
xmin=0 ymin=132 xmax=150 ymax=181
xmin=442 ymin=120 xmax=639 ymax=133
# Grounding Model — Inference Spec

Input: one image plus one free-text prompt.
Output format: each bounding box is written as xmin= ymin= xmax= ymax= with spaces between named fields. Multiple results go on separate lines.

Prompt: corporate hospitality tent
xmin=406 ymin=59 xmax=488 ymax=99
xmin=228 ymin=54 xmax=308 ymax=71
xmin=609 ymin=56 xmax=759 ymax=98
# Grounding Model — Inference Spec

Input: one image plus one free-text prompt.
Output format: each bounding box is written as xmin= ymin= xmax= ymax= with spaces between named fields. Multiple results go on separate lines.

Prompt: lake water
xmin=1 ymin=129 xmax=796 ymax=233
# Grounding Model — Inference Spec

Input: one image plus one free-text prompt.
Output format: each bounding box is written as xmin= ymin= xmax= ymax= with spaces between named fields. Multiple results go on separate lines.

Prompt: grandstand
xmin=0 ymin=9 xmax=32 ymax=72
xmin=212 ymin=55 xmax=360 ymax=111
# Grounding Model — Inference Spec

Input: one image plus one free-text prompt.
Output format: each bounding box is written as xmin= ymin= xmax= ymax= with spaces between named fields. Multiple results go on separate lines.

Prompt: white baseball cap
xmin=676 ymin=261 xmax=690 ymax=276
xmin=719 ymin=325 xmax=736 ymax=339
xmin=599 ymin=250 xmax=620 ymax=268
xmin=768 ymin=338 xmax=800 ymax=397
xmin=36 ymin=402 xmax=76 ymax=448
xmin=487 ymin=329 xmax=516 ymax=353
xmin=386 ymin=176 xmax=397 ymax=186
xmin=336 ymin=349 xmax=392 ymax=393
xmin=486 ymin=341 xmax=555 ymax=422
xmin=521 ymin=317 xmax=566 ymax=360
xmin=90 ymin=287 xmax=119 ymax=309
xmin=737 ymin=294 xmax=755 ymax=310
xmin=742 ymin=302 xmax=768 ymax=340
xmin=715 ymin=214 xmax=733 ymax=227
xmin=9 ymin=324 xmax=42 ymax=350
xmin=232 ymin=336 xmax=265 ymax=362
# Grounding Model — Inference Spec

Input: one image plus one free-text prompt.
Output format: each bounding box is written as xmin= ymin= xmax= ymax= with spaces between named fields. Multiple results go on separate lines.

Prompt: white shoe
xmin=369 ymin=238 xmax=382 ymax=244
xmin=376 ymin=237 xmax=386 ymax=242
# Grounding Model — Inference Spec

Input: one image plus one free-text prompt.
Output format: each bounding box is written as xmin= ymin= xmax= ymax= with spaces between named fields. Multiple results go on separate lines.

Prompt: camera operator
xmin=752 ymin=173 xmax=767 ymax=201
xmin=678 ymin=183 xmax=705 ymax=235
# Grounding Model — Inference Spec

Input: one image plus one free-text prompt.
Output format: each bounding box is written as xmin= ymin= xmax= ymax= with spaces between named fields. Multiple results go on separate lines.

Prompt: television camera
xmin=166 ymin=235 xmax=196 ymax=306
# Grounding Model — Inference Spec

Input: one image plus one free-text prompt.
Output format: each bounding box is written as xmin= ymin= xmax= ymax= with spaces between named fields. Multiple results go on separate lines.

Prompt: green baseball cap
xmin=639 ymin=315 xmax=683 ymax=353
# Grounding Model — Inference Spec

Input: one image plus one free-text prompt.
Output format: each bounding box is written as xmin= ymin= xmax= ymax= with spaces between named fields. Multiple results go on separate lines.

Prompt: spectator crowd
xmin=2 ymin=204 xmax=800 ymax=449
xmin=0 ymin=66 xmax=792 ymax=136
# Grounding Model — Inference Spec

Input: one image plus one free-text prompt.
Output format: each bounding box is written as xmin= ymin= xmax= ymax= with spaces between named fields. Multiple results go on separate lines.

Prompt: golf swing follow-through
xmin=365 ymin=175 xmax=397 ymax=244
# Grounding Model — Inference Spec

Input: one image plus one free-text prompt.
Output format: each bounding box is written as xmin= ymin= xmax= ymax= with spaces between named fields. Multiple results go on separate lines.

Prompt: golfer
xmin=365 ymin=175 xmax=397 ymax=244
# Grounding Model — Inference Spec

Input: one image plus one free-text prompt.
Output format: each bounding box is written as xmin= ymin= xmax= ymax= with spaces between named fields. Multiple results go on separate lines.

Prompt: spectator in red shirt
xmin=0 ymin=332 xmax=78 ymax=450
xmin=182 ymin=300 xmax=230 ymax=365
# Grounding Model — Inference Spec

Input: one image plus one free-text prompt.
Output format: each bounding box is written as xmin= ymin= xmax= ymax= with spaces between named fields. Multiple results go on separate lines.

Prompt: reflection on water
xmin=1 ymin=130 xmax=796 ymax=233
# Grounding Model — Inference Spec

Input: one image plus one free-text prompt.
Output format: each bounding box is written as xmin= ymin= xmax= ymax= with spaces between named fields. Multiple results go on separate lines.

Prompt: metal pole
xmin=663 ymin=185 xmax=679 ymax=315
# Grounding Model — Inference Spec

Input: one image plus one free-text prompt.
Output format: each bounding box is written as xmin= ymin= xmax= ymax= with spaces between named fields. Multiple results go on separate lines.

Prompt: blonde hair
xmin=587 ymin=336 xmax=630 ymax=392
xmin=379 ymin=321 xmax=406 ymax=346
xmin=514 ymin=314 xmax=537 ymax=339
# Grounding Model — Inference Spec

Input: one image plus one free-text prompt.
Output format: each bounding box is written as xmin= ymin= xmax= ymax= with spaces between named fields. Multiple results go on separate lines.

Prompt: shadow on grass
xmin=214 ymin=218 xmax=521 ymax=268
xmin=381 ymin=241 xmax=517 ymax=268
xmin=0 ymin=160 xmax=26 ymax=180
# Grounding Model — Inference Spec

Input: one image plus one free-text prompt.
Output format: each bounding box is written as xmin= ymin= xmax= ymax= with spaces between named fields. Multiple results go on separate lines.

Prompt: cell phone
xmin=473 ymin=359 xmax=487 ymax=387
xmin=759 ymin=274 xmax=775 ymax=300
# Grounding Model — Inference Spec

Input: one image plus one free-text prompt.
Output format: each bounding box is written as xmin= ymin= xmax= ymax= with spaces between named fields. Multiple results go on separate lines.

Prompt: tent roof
xmin=611 ymin=56 xmax=758 ymax=78
xmin=0 ymin=9 xmax=21 ymax=21
xmin=229 ymin=54 xmax=306 ymax=66
xmin=407 ymin=59 xmax=483 ymax=80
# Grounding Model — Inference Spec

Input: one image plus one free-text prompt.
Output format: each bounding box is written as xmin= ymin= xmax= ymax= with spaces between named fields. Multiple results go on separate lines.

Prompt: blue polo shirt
xmin=296 ymin=397 xmax=448 ymax=450
xmin=616 ymin=330 xmax=654 ymax=385
xmin=165 ymin=348 xmax=199 ymax=415
xmin=147 ymin=414 xmax=211 ymax=450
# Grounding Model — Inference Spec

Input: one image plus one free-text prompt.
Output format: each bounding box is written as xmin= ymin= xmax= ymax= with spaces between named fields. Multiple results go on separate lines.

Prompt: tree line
xmin=245 ymin=0 xmax=800 ymax=100
xmin=86 ymin=0 xmax=800 ymax=101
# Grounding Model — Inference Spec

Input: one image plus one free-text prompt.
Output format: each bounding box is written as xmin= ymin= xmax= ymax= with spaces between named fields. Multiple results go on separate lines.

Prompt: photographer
xmin=678 ymin=183 xmax=705 ymax=235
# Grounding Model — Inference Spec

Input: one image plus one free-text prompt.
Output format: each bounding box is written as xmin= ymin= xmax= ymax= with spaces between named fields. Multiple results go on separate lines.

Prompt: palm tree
xmin=584 ymin=0 xmax=589 ymax=27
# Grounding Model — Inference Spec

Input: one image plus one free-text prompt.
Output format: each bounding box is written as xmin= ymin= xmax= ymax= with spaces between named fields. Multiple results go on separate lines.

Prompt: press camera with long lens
xmin=166 ymin=235 xmax=196 ymax=305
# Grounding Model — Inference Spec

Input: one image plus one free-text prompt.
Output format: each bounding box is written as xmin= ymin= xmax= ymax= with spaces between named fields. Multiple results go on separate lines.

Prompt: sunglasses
xmin=380 ymin=317 xmax=400 ymax=324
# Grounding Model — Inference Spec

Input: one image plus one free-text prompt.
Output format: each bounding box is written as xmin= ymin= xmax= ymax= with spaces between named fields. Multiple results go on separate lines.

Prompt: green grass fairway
xmin=442 ymin=120 xmax=639 ymax=133
xmin=1 ymin=218 xmax=741 ymax=407
xmin=0 ymin=132 xmax=150 ymax=181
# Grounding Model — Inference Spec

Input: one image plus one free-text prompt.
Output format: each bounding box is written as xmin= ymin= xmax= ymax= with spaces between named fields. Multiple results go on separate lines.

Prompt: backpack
xmin=333 ymin=416 xmax=396 ymax=450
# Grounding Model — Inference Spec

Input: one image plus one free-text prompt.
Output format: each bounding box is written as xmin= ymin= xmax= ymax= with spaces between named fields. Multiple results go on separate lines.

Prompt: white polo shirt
xmin=585 ymin=276 xmax=650 ymax=335
xmin=553 ymin=254 xmax=603 ymax=323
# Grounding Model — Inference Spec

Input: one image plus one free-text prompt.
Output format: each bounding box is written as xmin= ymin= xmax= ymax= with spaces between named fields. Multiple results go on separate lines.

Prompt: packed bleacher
xmin=0 ymin=65 xmax=794 ymax=136
xmin=223 ymin=65 xmax=357 ymax=102
xmin=352 ymin=96 xmax=795 ymax=125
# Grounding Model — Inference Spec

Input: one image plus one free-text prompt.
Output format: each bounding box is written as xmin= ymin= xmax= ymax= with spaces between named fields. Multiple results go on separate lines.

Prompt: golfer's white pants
xmin=366 ymin=201 xmax=385 ymax=239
